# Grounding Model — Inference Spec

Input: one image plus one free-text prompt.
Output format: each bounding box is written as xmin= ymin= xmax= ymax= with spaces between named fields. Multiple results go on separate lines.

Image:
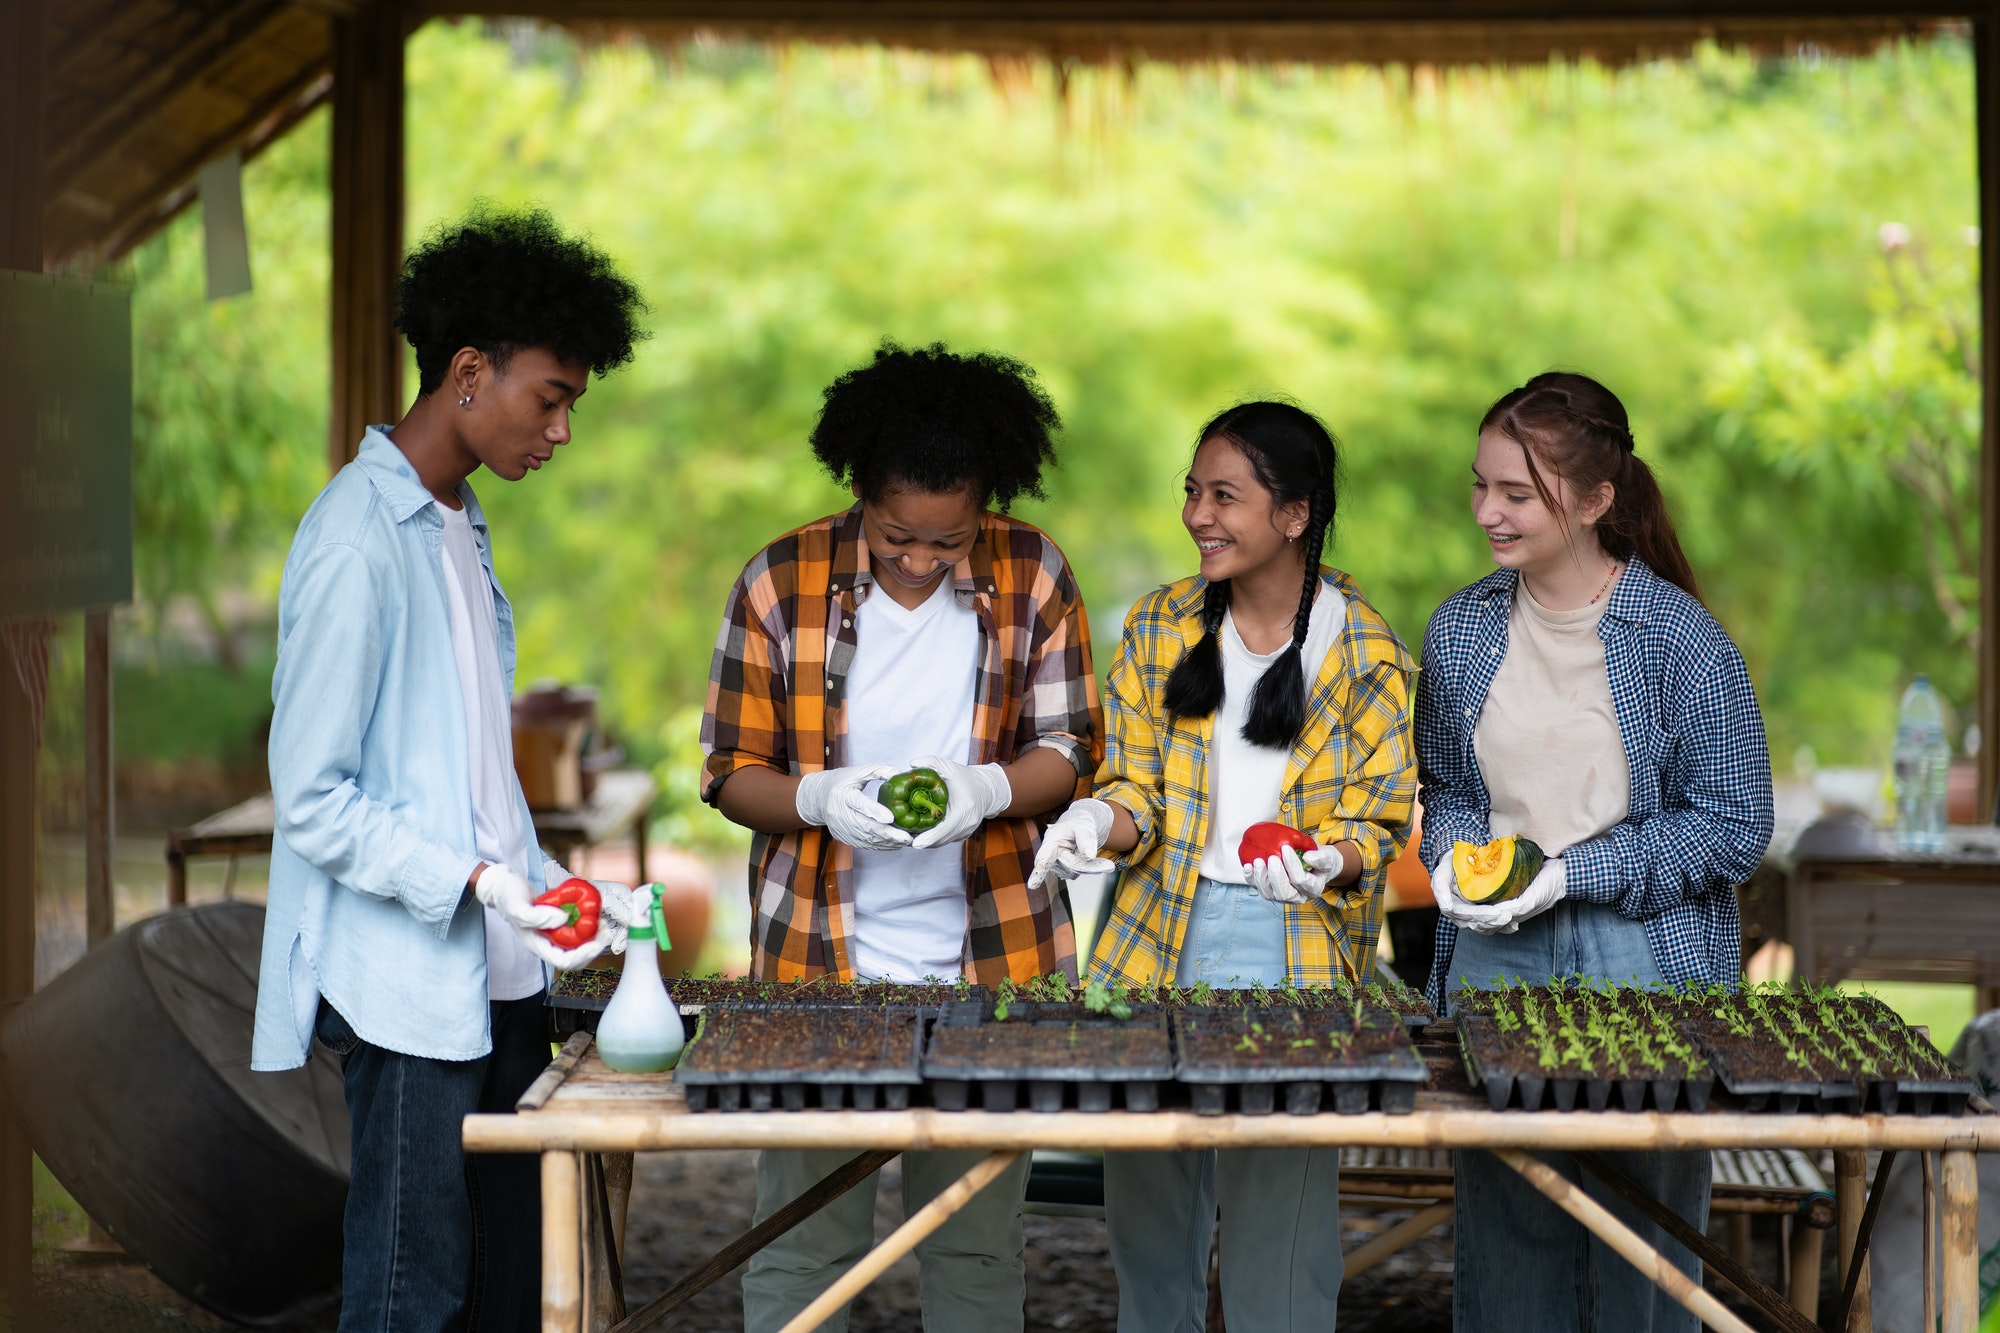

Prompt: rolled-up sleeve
xmin=701 ymin=575 xmax=791 ymax=803
xmin=1012 ymin=564 xmax=1103 ymax=789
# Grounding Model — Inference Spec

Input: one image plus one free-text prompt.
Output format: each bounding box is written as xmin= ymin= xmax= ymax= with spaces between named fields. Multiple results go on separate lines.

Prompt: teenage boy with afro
xmin=253 ymin=208 xmax=647 ymax=1332
xmin=702 ymin=341 xmax=1104 ymax=1332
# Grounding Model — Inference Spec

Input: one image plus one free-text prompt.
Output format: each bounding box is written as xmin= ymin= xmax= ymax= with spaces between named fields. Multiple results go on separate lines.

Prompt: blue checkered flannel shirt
xmin=1417 ymin=558 xmax=1775 ymax=1011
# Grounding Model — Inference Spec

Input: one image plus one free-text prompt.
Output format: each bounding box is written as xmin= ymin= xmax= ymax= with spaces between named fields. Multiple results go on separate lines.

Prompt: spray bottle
xmin=595 ymin=883 xmax=685 ymax=1072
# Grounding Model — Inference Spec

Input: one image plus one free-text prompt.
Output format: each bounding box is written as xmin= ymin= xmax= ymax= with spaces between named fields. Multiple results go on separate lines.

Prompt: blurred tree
xmin=109 ymin=27 xmax=1980 ymax=836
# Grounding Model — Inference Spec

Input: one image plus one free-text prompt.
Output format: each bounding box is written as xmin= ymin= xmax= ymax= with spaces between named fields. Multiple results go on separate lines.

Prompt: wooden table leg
xmin=1924 ymin=1152 xmax=1938 ymax=1333
xmin=1491 ymin=1150 xmax=1755 ymax=1333
xmin=1789 ymin=1215 xmax=1823 ymax=1319
xmin=545 ymin=1151 xmax=583 ymax=1333
xmin=166 ymin=848 xmax=187 ymax=907
xmin=1942 ymin=1149 xmax=1979 ymax=1333
xmin=774 ymin=1150 xmax=1023 ymax=1333
xmin=1835 ymin=1149 xmax=1873 ymax=1330
xmin=1343 ymin=1202 xmax=1452 ymax=1279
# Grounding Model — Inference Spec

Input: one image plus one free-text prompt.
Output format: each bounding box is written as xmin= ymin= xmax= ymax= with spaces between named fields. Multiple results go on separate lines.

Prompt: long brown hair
xmin=1478 ymin=371 xmax=1701 ymax=602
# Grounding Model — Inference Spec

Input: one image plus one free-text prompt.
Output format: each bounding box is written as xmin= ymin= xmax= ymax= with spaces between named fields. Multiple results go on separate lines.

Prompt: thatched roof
xmin=43 ymin=0 xmax=1947 ymax=270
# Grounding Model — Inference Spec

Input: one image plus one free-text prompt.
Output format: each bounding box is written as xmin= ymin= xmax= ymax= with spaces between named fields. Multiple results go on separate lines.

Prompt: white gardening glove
xmin=908 ymin=755 xmax=1012 ymax=849
xmin=1439 ymin=856 xmax=1567 ymax=936
xmin=1244 ymin=842 xmax=1348 ymax=905
xmin=1027 ymin=798 xmax=1117 ymax=891
xmin=796 ymin=764 xmax=913 ymax=851
xmin=542 ymin=861 xmax=636 ymax=956
xmin=476 ymin=864 xmax=606 ymax=971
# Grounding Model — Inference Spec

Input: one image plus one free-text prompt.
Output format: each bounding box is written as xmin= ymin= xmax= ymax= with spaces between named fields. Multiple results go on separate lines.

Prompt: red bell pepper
xmin=535 ymin=877 xmax=601 ymax=950
xmin=1237 ymin=822 xmax=1316 ymax=866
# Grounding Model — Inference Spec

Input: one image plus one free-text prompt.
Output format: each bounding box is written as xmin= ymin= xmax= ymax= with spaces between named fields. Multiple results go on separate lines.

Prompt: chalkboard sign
xmin=0 ymin=270 xmax=133 ymax=617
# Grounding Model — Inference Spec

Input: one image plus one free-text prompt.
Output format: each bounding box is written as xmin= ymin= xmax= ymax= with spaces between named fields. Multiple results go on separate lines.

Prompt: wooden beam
xmin=0 ymin=0 xmax=43 ymax=1312
xmin=329 ymin=0 xmax=405 ymax=472
xmin=84 ymin=609 xmax=113 ymax=946
xmin=43 ymin=0 xmax=291 ymax=192
xmin=1981 ymin=8 xmax=2000 ymax=823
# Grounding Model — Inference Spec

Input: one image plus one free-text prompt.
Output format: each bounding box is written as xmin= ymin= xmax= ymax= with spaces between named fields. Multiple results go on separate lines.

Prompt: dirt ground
xmin=26 ymin=1148 xmax=1815 ymax=1333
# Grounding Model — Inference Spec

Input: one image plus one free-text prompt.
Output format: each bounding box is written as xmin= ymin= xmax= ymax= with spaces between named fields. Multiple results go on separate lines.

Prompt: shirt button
xmin=842 ymin=617 xmax=852 ymax=628
xmin=1463 ymin=708 xmax=1474 ymax=718
xmin=825 ymin=744 xmax=833 ymax=755
xmin=987 ymin=584 xmax=997 ymax=594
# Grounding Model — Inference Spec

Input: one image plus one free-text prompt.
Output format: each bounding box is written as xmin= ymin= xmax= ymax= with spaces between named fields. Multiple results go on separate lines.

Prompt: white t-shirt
xmin=438 ymin=503 xmax=544 ymax=1001
xmin=1474 ymin=581 xmax=1631 ymax=854
xmin=1197 ymin=581 xmax=1349 ymax=883
xmin=845 ymin=576 xmax=980 ymax=982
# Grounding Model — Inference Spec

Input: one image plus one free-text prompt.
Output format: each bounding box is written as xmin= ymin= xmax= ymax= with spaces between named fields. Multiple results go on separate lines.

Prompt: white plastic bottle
xmin=1892 ymin=674 xmax=1951 ymax=854
xmin=595 ymin=883 xmax=686 ymax=1072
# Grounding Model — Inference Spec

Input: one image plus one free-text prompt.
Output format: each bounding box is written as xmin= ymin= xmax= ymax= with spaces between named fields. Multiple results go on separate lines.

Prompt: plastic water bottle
xmin=1892 ymin=675 xmax=1951 ymax=853
xmin=596 ymin=884 xmax=686 ymax=1072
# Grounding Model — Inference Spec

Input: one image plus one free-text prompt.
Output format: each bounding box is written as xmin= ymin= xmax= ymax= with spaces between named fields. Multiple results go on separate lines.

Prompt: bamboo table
xmin=466 ymin=1032 xmax=1997 ymax=1333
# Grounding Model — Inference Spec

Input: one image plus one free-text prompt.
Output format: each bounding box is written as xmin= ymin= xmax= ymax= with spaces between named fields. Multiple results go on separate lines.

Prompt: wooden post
xmin=0 ymin=0 xmax=44 ymax=1311
xmin=84 ymin=610 xmax=113 ymax=945
xmin=1979 ymin=6 xmax=2000 ymax=821
xmin=329 ymin=0 xmax=405 ymax=473
xmin=543 ymin=1151 xmax=582 ymax=1333
xmin=1941 ymin=1149 xmax=1978 ymax=1333
xmin=1788 ymin=1217 xmax=1823 ymax=1320
xmin=1834 ymin=1149 xmax=1873 ymax=1330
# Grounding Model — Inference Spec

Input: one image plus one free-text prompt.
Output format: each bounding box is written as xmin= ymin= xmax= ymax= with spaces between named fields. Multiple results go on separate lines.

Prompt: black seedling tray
xmin=546 ymin=972 xmax=987 ymax=1035
xmin=922 ymin=1000 xmax=1174 ymax=1113
xmin=676 ymin=1005 xmax=926 ymax=1112
xmin=1690 ymin=1030 xmax=1976 ymax=1117
xmin=1457 ymin=1014 xmax=1715 ymax=1114
xmin=1172 ymin=1005 xmax=1426 ymax=1116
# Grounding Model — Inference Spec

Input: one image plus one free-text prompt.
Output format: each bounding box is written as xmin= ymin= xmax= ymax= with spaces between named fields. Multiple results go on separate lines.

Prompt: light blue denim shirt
xmin=252 ymin=428 xmax=548 ymax=1071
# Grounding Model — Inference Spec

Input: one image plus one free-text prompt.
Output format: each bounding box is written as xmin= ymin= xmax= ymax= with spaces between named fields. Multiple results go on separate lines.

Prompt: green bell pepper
xmin=882 ymin=767 xmax=950 ymax=832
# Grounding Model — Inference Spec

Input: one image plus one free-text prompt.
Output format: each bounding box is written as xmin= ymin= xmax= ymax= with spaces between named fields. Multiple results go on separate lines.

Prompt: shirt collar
xmin=354 ymin=426 xmax=488 ymax=530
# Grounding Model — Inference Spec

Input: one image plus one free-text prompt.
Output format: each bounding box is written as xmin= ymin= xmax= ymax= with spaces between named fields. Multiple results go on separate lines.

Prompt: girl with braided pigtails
xmin=1031 ymin=401 xmax=1417 ymax=1331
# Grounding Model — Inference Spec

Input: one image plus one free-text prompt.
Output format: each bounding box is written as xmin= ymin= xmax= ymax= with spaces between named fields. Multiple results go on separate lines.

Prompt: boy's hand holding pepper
xmin=796 ymin=764 xmax=914 ymax=850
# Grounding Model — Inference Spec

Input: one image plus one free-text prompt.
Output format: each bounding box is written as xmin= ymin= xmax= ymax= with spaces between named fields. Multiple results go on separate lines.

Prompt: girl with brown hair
xmin=1415 ymin=372 xmax=1774 ymax=1331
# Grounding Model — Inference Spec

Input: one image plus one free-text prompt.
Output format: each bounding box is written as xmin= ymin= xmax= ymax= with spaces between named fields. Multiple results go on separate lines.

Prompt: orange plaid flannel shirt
xmin=701 ymin=504 xmax=1104 ymax=984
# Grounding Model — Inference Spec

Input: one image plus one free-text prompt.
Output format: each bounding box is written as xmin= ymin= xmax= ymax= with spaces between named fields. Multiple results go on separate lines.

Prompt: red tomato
xmin=1237 ymin=822 xmax=1316 ymax=865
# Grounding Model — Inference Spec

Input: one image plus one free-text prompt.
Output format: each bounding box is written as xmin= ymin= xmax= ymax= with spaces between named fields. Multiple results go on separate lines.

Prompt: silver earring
xmin=459 ymin=394 xmax=473 ymax=408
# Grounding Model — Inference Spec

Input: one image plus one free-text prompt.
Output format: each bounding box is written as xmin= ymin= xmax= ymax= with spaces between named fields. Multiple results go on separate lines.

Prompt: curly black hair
xmin=809 ymin=342 xmax=1061 ymax=509
xmin=395 ymin=205 xmax=648 ymax=396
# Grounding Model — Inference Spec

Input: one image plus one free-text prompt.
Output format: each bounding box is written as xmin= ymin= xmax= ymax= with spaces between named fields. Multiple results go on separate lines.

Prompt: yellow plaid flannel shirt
xmin=1088 ymin=568 xmax=1417 ymax=988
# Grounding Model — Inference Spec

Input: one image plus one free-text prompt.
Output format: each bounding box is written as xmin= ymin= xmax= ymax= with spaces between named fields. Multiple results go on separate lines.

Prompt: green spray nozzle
xmin=628 ymin=883 xmax=671 ymax=949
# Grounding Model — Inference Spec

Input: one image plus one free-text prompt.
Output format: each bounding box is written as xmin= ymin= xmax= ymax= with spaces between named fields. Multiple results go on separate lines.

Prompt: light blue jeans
xmin=1103 ymin=878 xmax=1344 ymax=1332
xmin=742 ymin=1148 xmax=1031 ymax=1333
xmin=1447 ymin=901 xmax=1711 ymax=1333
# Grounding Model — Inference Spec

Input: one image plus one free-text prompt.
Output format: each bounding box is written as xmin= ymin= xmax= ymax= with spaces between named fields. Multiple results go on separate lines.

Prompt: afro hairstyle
xmin=809 ymin=342 xmax=1061 ymax=510
xmin=395 ymin=205 xmax=648 ymax=396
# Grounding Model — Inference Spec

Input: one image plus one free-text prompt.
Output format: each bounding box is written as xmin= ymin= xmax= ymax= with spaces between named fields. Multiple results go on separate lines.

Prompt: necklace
xmin=1589 ymin=561 xmax=1623 ymax=605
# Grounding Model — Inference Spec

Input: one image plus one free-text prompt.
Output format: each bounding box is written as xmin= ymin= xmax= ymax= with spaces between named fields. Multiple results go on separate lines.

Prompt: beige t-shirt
xmin=1473 ymin=582 xmax=1631 ymax=854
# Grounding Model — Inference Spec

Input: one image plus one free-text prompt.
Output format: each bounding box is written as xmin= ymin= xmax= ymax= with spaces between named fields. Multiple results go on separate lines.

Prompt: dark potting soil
xmin=1683 ymin=1015 xmax=1967 ymax=1088
xmin=679 ymin=1008 xmax=921 ymax=1077
xmin=1142 ymin=981 xmax=1433 ymax=1022
xmin=925 ymin=1012 xmax=1173 ymax=1075
xmin=670 ymin=976 xmax=980 ymax=1007
xmin=1175 ymin=1005 xmax=1414 ymax=1072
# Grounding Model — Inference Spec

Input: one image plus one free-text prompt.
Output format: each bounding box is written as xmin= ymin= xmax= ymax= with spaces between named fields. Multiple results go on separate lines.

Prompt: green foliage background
xmin=121 ymin=24 xmax=1979 ymax=842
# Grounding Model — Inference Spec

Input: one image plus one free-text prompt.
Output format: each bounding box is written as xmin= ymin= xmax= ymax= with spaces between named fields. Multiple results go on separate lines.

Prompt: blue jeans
xmin=316 ymin=995 xmax=547 ymax=1333
xmin=1103 ymin=879 xmax=1343 ymax=1332
xmin=1446 ymin=903 xmax=1710 ymax=1333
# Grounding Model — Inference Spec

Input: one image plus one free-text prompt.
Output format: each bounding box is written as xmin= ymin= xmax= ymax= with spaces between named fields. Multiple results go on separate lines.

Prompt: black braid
xmin=1240 ymin=486 xmax=1332 ymax=748
xmin=1163 ymin=577 xmax=1230 ymax=721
